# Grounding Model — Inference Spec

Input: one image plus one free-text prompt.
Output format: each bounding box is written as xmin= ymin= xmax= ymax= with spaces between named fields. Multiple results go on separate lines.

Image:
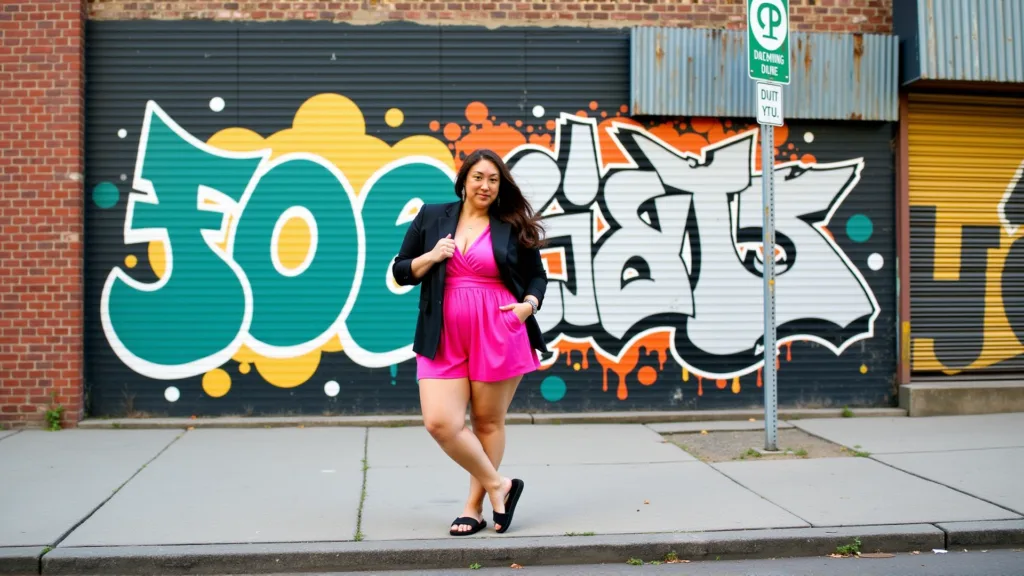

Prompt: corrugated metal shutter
xmin=908 ymin=93 xmax=1024 ymax=376
xmin=84 ymin=20 xmax=897 ymax=418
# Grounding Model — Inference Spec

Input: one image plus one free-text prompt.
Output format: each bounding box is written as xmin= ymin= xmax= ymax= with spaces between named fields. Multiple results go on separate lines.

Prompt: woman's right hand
xmin=430 ymin=234 xmax=456 ymax=263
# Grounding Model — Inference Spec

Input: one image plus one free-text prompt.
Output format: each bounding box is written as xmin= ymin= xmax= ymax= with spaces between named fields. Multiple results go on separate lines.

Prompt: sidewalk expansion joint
xmin=871 ymin=457 xmax=1024 ymax=521
xmin=354 ymin=427 xmax=369 ymax=542
xmin=46 ymin=430 xmax=187 ymax=554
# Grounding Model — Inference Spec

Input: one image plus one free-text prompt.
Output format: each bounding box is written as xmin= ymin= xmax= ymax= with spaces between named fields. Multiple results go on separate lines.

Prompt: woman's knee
xmin=470 ymin=411 xmax=504 ymax=436
xmin=424 ymin=416 xmax=462 ymax=443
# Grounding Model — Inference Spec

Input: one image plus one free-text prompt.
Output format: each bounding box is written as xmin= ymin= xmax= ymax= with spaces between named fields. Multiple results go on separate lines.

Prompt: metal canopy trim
xmin=630 ymin=26 xmax=899 ymax=121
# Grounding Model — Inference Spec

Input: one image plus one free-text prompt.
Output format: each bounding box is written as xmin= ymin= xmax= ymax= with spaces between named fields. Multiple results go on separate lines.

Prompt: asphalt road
xmin=297 ymin=549 xmax=1024 ymax=576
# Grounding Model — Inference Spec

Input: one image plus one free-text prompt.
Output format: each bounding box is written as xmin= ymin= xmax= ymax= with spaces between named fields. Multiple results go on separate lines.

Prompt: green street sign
xmin=747 ymin=0 xmax=790 ymax=85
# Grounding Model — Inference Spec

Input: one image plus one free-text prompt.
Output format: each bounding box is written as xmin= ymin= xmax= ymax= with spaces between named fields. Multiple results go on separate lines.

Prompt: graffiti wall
xmin=84 ymin=21 xmax=897 ymax=417
xmin=908 ymin=94 xmax=1024 ymax=377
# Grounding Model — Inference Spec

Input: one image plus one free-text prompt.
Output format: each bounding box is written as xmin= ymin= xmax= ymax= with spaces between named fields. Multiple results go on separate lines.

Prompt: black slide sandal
xmin=449 ymin=517 xmax=486 ymax=536
xmin=493 ymin=478 xmax=525 ymax=534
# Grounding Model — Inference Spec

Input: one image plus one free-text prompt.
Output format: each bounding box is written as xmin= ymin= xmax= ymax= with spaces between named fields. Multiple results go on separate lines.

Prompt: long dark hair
xmin=455 ymin=148 xmax=546 ymax=249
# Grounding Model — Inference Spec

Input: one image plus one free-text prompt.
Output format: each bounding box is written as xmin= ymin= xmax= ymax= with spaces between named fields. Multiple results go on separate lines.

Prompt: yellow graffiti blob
xmin=202 ymin=368 xmax=231 ymax=398
xmin=231 ymin=345 xmax=321 ymax=389
xmin=182 ymin=93 xmax=453 ymax=389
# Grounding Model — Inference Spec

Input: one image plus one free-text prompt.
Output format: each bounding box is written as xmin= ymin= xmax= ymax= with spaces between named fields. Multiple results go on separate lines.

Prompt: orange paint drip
xmin=757 ymin=368 xmax=763 ymax=388
xmin=593 ymin=331 xmax=672 ymax=401
xmin=554 ymin=342 xmax=591 ymax=372
xmin=697 ymin=375 xmax=704 ymax=396
xmin=715 ymin=379 xmax=727 ymax=389
xmin=785 ymin=342 xmax=793 ymax=361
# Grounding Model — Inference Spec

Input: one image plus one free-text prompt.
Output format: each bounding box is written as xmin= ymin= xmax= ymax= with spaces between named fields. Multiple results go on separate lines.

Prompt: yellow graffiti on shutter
xmin=908 ymin=93 xmax=1024 ymax=374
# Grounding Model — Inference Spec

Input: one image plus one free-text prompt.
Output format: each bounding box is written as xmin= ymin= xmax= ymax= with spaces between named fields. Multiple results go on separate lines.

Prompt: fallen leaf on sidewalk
xmin=510 ymin=563 xmax=522 ymax=569
xmin=644 ymin=500 xmax=650 ymax=505
xmin=860 ymin=553 xmax=894 ymax=559
xmin=911 ymin=551 xmax=920 ymax=555
xmin=700 ymin=430 xmax=708 ymax=435
xmin=827 ymin=554 xmax=846 ymax=559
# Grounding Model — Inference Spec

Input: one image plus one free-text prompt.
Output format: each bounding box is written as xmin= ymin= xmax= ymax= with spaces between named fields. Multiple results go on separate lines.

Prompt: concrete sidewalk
xmin=2 ymin=413 xmax=1023 ymax=575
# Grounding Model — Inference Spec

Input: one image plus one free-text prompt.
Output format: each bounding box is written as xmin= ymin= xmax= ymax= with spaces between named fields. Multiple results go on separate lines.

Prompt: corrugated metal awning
xmin=630 ymin=27 xmax=899 ymax=122
xmin=895 ymin=0 xmax=1024 ymax=85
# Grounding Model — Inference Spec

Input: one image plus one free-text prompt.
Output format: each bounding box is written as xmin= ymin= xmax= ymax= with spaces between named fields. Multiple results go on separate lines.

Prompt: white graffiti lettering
xmin=507 ymin=114 xmax=879 ymax=378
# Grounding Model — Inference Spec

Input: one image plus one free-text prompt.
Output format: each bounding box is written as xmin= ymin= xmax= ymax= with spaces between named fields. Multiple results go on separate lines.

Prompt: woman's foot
xmin=450 ymin=504 xmax=485 ymax=535
xmin=488 ymin=477 xmax=524 ymax=532
xmin=486 ymin=477 xmax=512 ymax=529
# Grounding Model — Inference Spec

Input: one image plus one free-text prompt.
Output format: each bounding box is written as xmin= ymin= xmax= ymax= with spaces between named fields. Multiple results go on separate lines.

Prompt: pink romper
xmin=416 ymin=226 xmax=541 ymax=382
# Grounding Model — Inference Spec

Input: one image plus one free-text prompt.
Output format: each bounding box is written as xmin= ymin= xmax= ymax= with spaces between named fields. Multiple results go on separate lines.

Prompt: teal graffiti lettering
xmin=101 ymin=102 xmax=266 ymax=377
xmin=342 ymin=159 xmax=455 ymax=366
xmin=233 ymin=155 xmax=360 ymax=351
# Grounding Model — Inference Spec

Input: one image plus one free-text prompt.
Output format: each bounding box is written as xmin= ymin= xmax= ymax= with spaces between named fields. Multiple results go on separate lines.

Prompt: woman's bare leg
xmin=449 ymin=375 xmax=521 ymax=533
xmin=418 ymin=378 xmax=512 ymax=529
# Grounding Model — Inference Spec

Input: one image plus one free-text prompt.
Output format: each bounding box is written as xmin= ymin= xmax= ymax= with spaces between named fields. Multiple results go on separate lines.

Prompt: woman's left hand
xmin=499 ymin=302 xmax=533 ymax=324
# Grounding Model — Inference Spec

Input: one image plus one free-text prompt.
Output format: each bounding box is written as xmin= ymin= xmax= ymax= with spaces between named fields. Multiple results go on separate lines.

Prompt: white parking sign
xmin=756 ymin=81 xmax=783 ymax=127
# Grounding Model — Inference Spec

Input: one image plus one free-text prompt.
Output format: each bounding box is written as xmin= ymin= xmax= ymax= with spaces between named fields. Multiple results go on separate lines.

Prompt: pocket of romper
xmin=501 ymin=307 xmax=525 ymax=332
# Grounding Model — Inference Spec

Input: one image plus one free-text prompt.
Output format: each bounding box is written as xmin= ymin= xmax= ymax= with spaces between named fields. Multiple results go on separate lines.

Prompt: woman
xmin=391 ymin=148 xmax=548 ymax=536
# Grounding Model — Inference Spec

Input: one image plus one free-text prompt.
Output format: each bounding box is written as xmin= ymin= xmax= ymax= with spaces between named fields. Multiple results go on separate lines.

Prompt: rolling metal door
xmin=908 ymin=93 xmax=1024 ymax=376
xmin=84 ymin=20 xmax=898 ymax=417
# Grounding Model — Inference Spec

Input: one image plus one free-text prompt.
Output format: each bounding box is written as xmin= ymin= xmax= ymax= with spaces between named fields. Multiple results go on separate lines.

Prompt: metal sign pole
xmin=748 ymin=0 xmax=786 ymax=453
xmin=761 ymin=124 xmax=778 ymax=452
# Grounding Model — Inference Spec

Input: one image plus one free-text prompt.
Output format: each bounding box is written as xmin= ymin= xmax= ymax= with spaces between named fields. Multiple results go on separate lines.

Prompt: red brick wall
xmin=88 ymin=0 xmax=893 ymax=34
xmin=0 ymin=1 xmax=85 ymax=429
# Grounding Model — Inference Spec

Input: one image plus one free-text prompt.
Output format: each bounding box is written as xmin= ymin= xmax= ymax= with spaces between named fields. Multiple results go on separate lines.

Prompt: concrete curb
xmin=75 ymin=408 xmax=907 ymax=430
xmin=0 ymin=546 xmax=45 ymax=576
xmin=937 ymin=520 xmax=1024 ymax=547
xmin=37 ymin=524 xmax=952 ymax=575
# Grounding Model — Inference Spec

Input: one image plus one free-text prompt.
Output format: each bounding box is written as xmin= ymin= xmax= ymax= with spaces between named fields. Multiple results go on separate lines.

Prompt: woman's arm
xmin=392 ymin=208 xmax=452 ymax=285
xmin=520 ymin=244 xmax=547 ymax=311
xmin=392 ymin=210 xmax=428 ymax=286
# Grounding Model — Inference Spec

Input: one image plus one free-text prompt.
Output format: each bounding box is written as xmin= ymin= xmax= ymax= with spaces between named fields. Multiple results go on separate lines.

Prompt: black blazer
xmin=391 ymin=200 xmax=549 ymax=360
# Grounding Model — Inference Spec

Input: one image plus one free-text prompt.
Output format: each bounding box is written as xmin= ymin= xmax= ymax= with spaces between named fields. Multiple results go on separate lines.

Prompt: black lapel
xmin=437 ymin=200 xmax=460 ymax=240
xmin=490 ymin=214 xmax=511 ymax=267
xmin=434 ymin=201 xmax=460 ymax=288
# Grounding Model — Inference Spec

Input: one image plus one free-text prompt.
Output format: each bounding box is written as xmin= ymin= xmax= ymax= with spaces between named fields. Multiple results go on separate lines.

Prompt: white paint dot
xmin=120 ymin=174 xmax=127 ymax=181
xmin=532 ymin=105 xmax=545 ymax=118
xmin=117 ymin=129 xmax=127 ymax=139
xmin=803 ymin=131 xmax=814 ymax=143
xmin=210 ymin=97 xmax=226 ymax=112
xmin=868 ymin=253 xmax=884 ymax=271
xmin=164 ymin=386 xmax=180 ymax=402
xmin=324 ymin=380 xmax=340 ymax=397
